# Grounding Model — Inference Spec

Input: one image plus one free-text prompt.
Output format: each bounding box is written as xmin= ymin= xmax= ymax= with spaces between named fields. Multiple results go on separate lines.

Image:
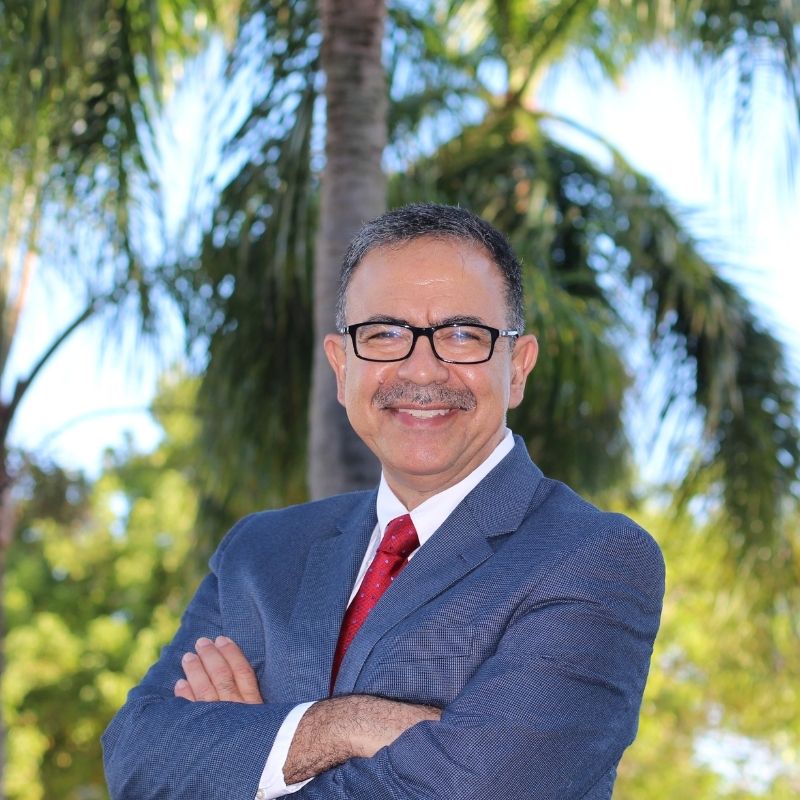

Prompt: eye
xmin=367 ymin=326 xmax=404 ymax=340
xmin=440 ymin=326 xmax=485 ymax=343
xmin=357 ymin=324 xmax=408 ymax=344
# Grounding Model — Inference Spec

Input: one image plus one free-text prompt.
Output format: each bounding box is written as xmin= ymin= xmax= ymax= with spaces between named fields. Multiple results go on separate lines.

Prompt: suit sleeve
xmin=295 ymin=524 xmax=665 ymax=800
xmin=102 ymin=517 xmax=297 ymax=800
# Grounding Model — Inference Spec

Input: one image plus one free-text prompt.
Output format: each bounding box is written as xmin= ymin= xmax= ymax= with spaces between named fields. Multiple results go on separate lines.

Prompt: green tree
xmin=0 ymin=0 xmax=224 ymax=530
xmin=615 ymin=502 xmax=800 ymax=798
xmin=3 ymin=375 xmax=202 ymax=800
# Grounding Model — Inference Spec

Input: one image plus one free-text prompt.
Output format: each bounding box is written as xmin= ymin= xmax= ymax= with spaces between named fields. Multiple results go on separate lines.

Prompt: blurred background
xmin=1 ymin=1 xmax=799 ymax=798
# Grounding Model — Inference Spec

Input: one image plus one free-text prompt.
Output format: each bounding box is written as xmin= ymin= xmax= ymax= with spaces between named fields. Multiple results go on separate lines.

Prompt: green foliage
xmin=0 ymin=0 xmax=222 ymax=290
xmin=616 ymin=504 xmax=800 ymax=797
xmin=0 ymin=0 xmax=228 ymax=184
xmin=3 ymin=375 xmax=202 ymax=800
xmin=438 ymin=0 xmax=799 ymax=118
xmin=0 ymin=1 xmax=243 ymax=465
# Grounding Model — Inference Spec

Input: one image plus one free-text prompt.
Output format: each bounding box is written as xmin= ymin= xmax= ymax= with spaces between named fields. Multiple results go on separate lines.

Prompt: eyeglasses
xmin=339 ymin=322 xmax=519 ymax=364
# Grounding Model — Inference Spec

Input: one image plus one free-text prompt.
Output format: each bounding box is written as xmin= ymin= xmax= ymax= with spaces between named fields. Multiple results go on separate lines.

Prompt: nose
xmin=396 ymin=331 xmax=450 ymax=385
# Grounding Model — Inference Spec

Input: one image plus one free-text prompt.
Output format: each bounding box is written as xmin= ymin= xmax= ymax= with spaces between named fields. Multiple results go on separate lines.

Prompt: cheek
xmin=343 ymin=362 xmax=392 ymax=407
xmin=464 ymin=365 xmax=511 ymax=405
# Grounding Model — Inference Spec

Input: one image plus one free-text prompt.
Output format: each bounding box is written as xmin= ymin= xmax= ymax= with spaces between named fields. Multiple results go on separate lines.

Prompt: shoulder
xmin=522 ymin=476 xmax=665 ymax=588
xmin=532 ymin=476 xmax=657 ymax=540
xmin=211 ymin=490 xmax=374 ymax=566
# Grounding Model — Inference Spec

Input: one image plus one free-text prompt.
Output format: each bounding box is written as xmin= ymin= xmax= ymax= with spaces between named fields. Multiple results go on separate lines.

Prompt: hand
xmin=174 ymin=636 xmax=263 ymax=704
xmin=284 ymin=695 xmax=441 ymax=783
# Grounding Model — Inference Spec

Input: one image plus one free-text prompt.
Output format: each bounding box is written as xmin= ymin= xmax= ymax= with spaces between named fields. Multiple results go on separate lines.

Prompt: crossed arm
xmin=104 ymin=524 xmax=664 ymax=800
xmin=174 ymin=635 xmax=440 ymax=784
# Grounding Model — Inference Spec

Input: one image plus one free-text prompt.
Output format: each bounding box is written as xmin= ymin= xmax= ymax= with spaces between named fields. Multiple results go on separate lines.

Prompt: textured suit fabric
xmin=102 ymin=437 xmax=665 ymax=800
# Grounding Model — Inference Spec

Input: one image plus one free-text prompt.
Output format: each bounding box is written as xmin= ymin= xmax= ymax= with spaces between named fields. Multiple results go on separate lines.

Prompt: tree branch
xmin=0 ymin=298 xmax=102 ymax=447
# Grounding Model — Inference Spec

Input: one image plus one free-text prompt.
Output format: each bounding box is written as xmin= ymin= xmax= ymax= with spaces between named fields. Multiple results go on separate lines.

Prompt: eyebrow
xmin=359 ymin=314 xmax=486 ymax=327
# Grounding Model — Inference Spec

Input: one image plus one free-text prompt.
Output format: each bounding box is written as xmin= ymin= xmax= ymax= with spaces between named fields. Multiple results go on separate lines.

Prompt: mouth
xmin=373 ymin=382 xmax=477 ymax=414
xmin=385 ymin=405 xmax=462 ymax=428
xmin=395 ymin=408 xmax=454 ymax=419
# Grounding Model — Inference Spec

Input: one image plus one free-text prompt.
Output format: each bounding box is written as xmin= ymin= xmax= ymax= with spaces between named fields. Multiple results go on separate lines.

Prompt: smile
xmin=396 ymin=408 xmax=453 ymax=418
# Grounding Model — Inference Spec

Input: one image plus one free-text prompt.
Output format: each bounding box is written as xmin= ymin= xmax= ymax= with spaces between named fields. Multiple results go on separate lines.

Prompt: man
xmin=103 ymin=203 xmax=664 ymax=799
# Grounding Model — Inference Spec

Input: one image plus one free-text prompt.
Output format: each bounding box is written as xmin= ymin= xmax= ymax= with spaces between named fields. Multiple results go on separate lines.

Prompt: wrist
xmin=284 ymin=696 xmax=361 ymax=783
xmin=283 ymin=694 xmax=442 ymax=783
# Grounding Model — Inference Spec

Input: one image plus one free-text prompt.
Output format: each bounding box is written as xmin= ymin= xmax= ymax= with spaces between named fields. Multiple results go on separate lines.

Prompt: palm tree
xmin=3 ymin=2 xmax=796 ymax=793
xmin=186 ymin=0 xmax=799 ymax=561
xmin=0 ymin=0 xmax=226 ymax=539
xmin=0 ymin=0 xmax=223 ymax=788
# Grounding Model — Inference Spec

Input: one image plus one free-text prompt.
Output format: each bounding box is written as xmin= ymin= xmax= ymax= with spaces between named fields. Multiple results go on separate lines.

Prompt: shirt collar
xmin=376 ymin=428 xmax=515 ymax=547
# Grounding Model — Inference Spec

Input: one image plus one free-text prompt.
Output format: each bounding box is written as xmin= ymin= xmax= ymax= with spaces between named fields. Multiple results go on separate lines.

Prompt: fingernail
xmin=182 ymin=652 xmax=197 ymax=663
xmin=215 ymin=635 xmax=231 ymax=646
xmin=196 ymin=637 xmax=212 ymax=649
xmin=175 ymin=679 xmax=187 ymax=689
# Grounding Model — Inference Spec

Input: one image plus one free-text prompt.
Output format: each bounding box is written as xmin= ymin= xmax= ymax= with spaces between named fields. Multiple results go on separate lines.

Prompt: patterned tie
xmin=330 ymin=514 xmax=420 ymax=692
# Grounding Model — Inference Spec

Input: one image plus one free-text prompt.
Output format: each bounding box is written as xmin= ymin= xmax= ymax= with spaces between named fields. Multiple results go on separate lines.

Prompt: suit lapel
xmin=334 ymin=438 xmax=544 ymax=694
xmin=285 ymin=491 xmax=377 ymax=699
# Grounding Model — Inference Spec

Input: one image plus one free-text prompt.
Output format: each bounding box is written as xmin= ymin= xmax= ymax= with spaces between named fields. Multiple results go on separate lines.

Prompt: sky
xmin=5 ymin=49 xmax=800 ymax=479
xmin=543 ymin=54 xmax=800 ymax=367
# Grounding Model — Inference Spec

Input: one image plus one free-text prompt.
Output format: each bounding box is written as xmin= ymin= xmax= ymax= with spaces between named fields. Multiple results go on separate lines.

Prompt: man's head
xmin=335 ymin=203 xmax=526 ymax=333
xmin=324 ymin=204 xmax=538 ymax=508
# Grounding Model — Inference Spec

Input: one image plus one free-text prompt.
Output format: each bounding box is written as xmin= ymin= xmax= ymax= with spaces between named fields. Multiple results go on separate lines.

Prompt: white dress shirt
xmin=256 ymin=430 xmax=516 ymax=799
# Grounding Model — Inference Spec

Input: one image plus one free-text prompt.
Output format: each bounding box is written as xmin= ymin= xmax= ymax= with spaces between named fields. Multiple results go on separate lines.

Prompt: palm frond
xmin=170 ymin=0 xmax=321 ymax=534
xmin=620 ymin=183 xmax=800 ymax=553
xmin=391 ymin=109 xmax=632 ymax=492
xmin=0 ymin=0 xmax=221 ymax=361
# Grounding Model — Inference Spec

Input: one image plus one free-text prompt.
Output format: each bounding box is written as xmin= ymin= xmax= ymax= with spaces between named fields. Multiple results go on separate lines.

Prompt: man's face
xmin=324 ymin=236 xmax=538 ymax=507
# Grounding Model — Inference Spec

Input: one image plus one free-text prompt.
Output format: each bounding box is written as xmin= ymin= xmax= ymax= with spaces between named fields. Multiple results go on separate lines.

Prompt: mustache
xmin=372 ymin=382 xmax=476 ymax=411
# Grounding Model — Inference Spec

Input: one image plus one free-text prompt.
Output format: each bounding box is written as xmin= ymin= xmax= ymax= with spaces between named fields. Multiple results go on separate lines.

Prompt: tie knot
xmin=378 ymin=514 xmax=419 ymax=559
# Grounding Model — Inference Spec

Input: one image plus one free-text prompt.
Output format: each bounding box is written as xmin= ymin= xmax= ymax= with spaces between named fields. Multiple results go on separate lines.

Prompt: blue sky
xmin=6 ymin=50 xmax=799 ymax=477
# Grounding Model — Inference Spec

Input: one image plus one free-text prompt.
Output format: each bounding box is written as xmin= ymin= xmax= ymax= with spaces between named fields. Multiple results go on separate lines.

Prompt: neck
xmin=383 ymin=480 xmax=446 ymax=511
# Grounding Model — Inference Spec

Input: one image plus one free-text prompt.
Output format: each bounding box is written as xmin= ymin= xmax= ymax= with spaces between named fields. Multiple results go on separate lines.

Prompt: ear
xmin=324 ymin=333 xmax=348 ymax=405
xmin=508 ymin=334 xmax=538 ymax=409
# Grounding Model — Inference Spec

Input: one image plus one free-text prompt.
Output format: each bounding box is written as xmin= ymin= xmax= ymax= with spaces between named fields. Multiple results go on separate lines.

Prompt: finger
xmin=194 ymin=637 xmax=242 ymax=701
xmin=181 ymin=651 xmax=219 ymax=701
xmin=174 ymin=678 xmax=197 ymax=701
xmin=215 ymin=636 xmax=263 ymax=704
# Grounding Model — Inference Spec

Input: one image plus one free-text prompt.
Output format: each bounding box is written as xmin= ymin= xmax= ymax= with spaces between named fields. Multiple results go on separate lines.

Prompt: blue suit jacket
xmin=103 ymin=438 xmax=664 ymax=799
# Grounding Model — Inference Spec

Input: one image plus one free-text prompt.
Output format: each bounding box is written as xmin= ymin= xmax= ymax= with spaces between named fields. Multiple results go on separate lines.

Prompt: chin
xmin=391 ymin=452 xmax=456 ymax=478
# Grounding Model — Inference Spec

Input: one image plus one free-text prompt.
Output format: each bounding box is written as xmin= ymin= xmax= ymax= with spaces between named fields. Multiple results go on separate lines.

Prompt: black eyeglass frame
xmin=339 ymin=322 xmax=520 ymax=364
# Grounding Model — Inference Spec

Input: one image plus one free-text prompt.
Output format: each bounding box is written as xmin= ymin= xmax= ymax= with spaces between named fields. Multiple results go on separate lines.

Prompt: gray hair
xmin=335 ymin=203 xmax=525 ymax=332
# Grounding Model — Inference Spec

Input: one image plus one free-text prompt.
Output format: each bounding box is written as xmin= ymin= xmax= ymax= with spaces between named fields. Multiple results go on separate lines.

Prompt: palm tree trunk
xmin=308 ymin=0 xmax=387 ymax=498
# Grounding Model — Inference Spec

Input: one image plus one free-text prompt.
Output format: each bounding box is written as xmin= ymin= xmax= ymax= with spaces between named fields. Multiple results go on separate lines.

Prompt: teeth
xmin=399 ymin=409 xmax=451 ymax=418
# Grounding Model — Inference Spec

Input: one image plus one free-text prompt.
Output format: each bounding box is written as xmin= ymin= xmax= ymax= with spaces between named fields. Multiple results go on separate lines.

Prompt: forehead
xmin=345 ymin=236 xmax=507 ymax=320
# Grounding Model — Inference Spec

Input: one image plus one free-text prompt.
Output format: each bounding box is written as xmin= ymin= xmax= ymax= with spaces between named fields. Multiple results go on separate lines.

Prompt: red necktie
xmin=330 ymin=514 xmax=420 ymax=692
